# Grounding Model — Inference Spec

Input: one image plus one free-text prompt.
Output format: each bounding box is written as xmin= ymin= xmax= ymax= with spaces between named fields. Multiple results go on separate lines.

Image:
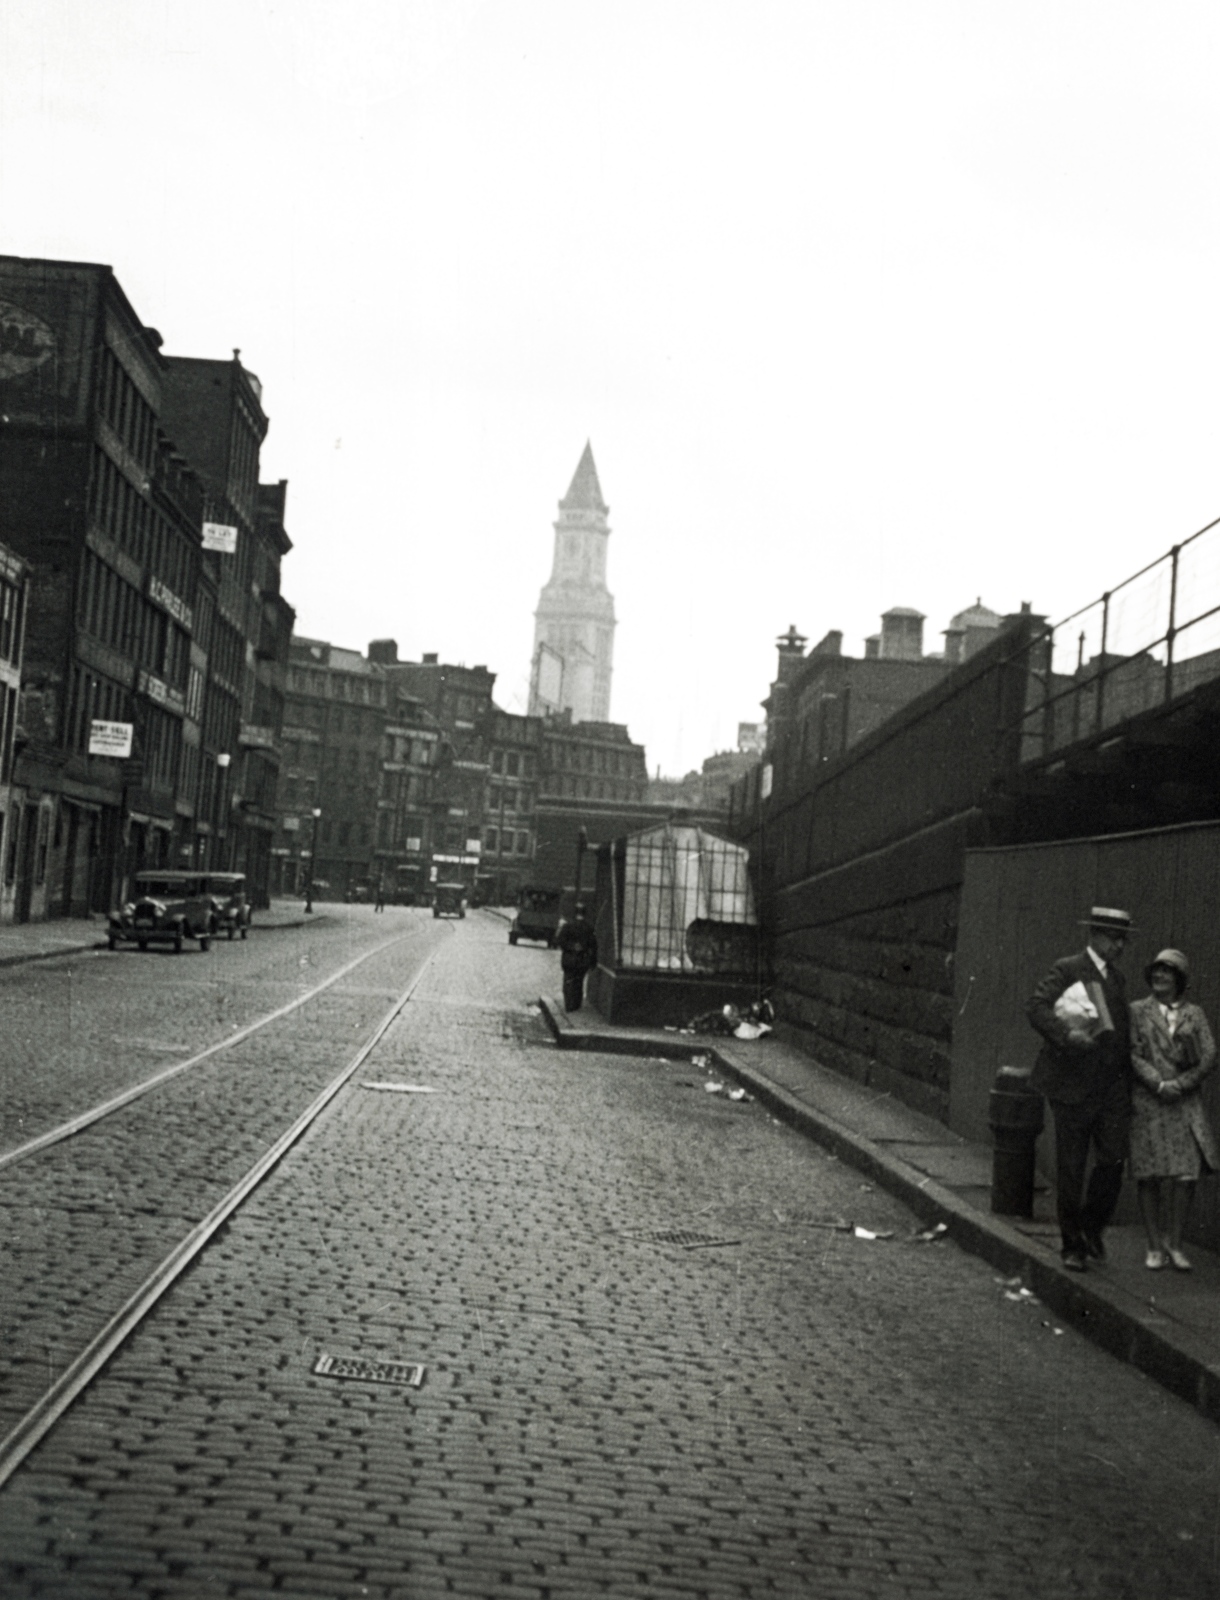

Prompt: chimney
xmin=774 ymin=624 xmax=808 ymax=685
xmin=864 ymin=635 xmax=881 ymax=659
xmin=879 ymin=608 xmax=925 ymax=661
xmin=421 ymin=652 xmax=439 ymax=665
xmin=367 ymin=639 xmax=398 ymax=665
xmin=811 ymin=629 xmax=842 ymax=657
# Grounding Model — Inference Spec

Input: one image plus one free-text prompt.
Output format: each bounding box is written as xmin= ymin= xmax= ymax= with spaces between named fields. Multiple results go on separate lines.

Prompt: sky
xmin=4 ymin=1 xmax=1220 ymax=775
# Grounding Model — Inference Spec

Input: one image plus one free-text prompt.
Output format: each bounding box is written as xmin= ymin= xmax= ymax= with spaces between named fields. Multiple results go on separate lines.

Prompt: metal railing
xmin=1016 ymin=513 xmax=1220 ymax=764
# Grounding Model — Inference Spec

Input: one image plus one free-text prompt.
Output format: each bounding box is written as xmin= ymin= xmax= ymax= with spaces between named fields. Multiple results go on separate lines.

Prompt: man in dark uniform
xmin=1026 ymin=905 xmax=1134 ymax=1272
xmin=557 ymin=903 xmax=598 ymax=1013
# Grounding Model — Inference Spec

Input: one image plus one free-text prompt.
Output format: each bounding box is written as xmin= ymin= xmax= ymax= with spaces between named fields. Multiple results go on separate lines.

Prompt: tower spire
xmin=529 ymin=443 xmax=616 ymax=723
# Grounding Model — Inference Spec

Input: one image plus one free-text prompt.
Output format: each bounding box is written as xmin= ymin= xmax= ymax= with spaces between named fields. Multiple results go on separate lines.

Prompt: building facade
xmin=0 ymin=542 xmax=30 ymax=922
xmin=0 ymin=255 xmax=294 ymax=919
xmin=529 ymin=443 xmax=616 ymax=724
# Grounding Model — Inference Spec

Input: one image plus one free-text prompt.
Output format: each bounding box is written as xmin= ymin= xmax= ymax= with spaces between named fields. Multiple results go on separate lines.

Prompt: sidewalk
xmin=540 ymin=995 xmax=1220 ymax=1427
xmin=0 ymin=897 xmax=330 ymax=970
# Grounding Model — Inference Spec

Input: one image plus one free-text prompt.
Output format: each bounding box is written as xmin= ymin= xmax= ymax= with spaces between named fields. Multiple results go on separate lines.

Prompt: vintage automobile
xmin=509 ymin=886 xmax=563 ymax=947
xmin=432 ymin=882 xmax=467 ymax=919
xmin=202 ymin=872 xmax=251 ymax=940
xmin=108 ymin=870 xmax=216 ymax=953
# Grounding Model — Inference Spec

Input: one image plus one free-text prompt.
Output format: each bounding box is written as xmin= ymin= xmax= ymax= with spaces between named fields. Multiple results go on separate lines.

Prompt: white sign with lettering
xmin=202 ymin=522 xmax=238 ymax=554
xmin=89 ymin=720 xmax=133 ymax=758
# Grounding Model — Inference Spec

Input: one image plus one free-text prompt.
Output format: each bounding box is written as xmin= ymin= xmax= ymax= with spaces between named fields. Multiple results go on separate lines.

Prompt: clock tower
xmin=529 ymin=443 xmax=616 ymax=724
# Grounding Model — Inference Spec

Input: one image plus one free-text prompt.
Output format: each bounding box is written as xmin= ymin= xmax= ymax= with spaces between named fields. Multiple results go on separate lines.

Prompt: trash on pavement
xmin=704 ymin=1079 xmax=726 ymax=1094
xmin=361 ymin=1082 xmax=438 ymax=1093
xmin=691 ymin=1053 xmax=712 ymax=1070
xmin=1002 ymin=1285 xmax=1039 ymax=1304
xmin=913 ymin=1222 xmax=949 ymax=1242
xmin=853 ymin=1225 xmax=895 ymax=1240
xmin=727 ymin=1086 xmax=751 ymax=1101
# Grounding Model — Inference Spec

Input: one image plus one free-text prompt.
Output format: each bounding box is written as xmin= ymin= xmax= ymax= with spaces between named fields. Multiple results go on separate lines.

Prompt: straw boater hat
xmin=1079 ymin=906 xmax=1136 ymax=935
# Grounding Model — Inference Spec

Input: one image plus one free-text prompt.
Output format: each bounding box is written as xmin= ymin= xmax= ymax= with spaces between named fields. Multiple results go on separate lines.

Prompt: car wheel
xmin=509 ymin=932 xmax=518 ymax=945
xmin=108 ymin=934 xmax=118 ymax=951
xmin=173 ymin=929 xmax=184 ymax=954
xmin=138 ymin=940 xmax=148 ymax=952
xmin=199 ymin=936 xmax=211 ymax=952
xmin=228 ymin=926 xmax=236 ymax=940
xmin=240 ymin=926 xmax=248 ymax=940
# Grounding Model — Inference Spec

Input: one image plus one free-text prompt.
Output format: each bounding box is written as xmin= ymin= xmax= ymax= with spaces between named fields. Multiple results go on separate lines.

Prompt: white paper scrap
xmin=361 ymin=1082 xmax=438 ymax=1093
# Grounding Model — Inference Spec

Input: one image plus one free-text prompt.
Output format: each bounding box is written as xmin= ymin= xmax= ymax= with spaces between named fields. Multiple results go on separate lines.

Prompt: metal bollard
xmin=988 ymin=1065 xmax=1045 ymax=1217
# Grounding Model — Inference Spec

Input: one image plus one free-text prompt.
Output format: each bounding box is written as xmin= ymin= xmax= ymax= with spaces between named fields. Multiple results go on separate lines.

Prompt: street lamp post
xmin=304 ymin=806 xmax=321 ymax=914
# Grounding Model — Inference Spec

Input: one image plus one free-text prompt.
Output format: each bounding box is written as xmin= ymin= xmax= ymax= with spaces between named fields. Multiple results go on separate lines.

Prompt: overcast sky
xmin=4 ymin=1 xmax=1220 ymax=774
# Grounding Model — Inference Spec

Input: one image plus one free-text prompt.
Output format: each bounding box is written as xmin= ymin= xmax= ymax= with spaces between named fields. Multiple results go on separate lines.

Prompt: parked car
xmin=201 ymin=872 xmax=251 ymax=940
xmin=509 ymin=886 xmax=563 ymax=947
xmin=432 ymin=882 xmax=467 ymax=919
xmin=108 ymin=870 xmax=216 ymax=953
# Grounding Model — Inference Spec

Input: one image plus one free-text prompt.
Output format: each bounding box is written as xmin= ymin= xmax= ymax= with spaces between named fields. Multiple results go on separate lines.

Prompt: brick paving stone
xmin=4 ymin=918 xmax=1220 ymax=1597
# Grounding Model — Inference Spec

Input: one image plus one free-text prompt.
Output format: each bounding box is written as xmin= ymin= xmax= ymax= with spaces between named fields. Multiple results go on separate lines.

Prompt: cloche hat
xmin=1145 ymin=947 xmax=1190 ymax=990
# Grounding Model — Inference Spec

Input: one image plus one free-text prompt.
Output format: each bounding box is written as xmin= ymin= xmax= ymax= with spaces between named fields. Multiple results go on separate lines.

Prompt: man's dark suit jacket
xmin=1026 ymin=948 xmax=1132 ymax=1104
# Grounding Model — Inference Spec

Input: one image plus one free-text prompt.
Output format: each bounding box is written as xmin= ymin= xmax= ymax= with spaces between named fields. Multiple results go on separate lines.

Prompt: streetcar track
xmin=0 ymin=928 xmax=432 ymax=1175
xmin=0 ymin=940 xmax=441 ymax=1490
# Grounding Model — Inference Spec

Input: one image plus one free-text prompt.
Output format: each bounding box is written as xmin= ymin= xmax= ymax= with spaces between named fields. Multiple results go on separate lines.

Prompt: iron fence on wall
xmin=1015 ymin=514 xmax=1220 ymax=763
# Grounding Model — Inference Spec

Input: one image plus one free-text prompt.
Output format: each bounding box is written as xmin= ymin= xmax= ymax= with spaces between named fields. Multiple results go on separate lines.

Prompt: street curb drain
xmin=622 ymin=1229 xmax=742 ymax=1249
xmin=312 ymin=1353 xmax=426 ymax=1387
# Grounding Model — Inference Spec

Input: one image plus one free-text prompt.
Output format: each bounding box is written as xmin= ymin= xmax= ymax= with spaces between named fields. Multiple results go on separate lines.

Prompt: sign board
xmin=760 ymin=763 xmax=773 ymax=800
xmin=465 ymin=839 xmax=482 ymax=854
xmin=89 ymin=720 xmax=133 ymax=758
xmin=405 ymin=837 xmax=422 ymax=853
xmin=202 ymin=522 xmax=238 ymax=554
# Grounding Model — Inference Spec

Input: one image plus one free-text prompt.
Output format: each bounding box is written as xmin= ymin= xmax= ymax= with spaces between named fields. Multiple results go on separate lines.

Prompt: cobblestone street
xmin=3 ymin=910 xmax=1220 ymax=1598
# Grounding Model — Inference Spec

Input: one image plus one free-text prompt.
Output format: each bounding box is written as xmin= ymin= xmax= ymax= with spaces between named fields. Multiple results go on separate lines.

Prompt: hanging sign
xmin=89 ymin=720 xmax=133 ymax=758
xmin=202 ymin=522 xmax=238 ymax=553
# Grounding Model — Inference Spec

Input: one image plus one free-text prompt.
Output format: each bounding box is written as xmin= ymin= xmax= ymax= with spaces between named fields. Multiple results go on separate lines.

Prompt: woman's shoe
xmin=1167 ymin=1247 xmax=1193 ymax=1272
xmin=1145 ymin=1249 xmax=1167 ymax=1270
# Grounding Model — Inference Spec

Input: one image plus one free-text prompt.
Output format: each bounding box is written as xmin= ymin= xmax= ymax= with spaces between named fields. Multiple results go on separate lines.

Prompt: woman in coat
xmin=1129 ymin=948 xmax=1220 ymax=1271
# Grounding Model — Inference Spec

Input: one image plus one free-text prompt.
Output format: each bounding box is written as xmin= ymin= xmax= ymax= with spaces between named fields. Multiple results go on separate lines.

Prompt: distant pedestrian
xmin=374 ymin=879 xmax=386 ymax=912
xmin=1026 ymin=906 xmax=1134 ymax=1272
xmin=1129 ymin=948 xmax=1218 ymax=1272
xmin=557 ymin=903 xmax=598 ymax=1013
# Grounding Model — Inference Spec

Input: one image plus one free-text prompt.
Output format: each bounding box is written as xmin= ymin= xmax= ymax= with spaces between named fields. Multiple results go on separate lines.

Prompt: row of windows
xmin=487 ymin=783 xmax=532 ymax=815
xmin=65 ymin=667 xmax=131 ymax=754
xmin=95 ymin=344 xmax=156 ymax=472
xmin=484 ymin=827 xmax=531 ymax=856
xmin=545 ymin=774 xmax=640 ymax=802
xmin=490 ymin=748 xmax=536 ymax=778
xmin=0 ymin=684 xmax=18 ymax=783
xmin=319 ymin=817 xmax=371 ymax=848
xmin=547 ymin=740 xmax=637 ymax=776
xmin=88 ymin=449 xmax=196 ymax=603
xmin=78 ymin=550 xmax=189 ymax=688
xmin=287 ymin=668 xmax=384 ymax=706
xmin=0 ymin=576 xmax=25 ymax=667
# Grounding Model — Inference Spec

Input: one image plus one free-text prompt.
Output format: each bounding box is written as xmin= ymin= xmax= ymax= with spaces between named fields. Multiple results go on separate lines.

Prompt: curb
xmin=0 ymin=941 xmax=103 ymax=970
xmin=538 ymin=995 xmax=1220 ymax=1428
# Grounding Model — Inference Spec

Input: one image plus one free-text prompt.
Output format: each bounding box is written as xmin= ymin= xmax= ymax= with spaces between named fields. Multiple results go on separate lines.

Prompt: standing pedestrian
xmin=1129 ymin=948 xmax=1218 ymax=1272
xmin=557 ymin=902 xmax=598 ymax=1013
xmin=1026 ymin=906 xmax=1134 ymax=1272
xmin=374 ymin=878 xmax=386 ymax=912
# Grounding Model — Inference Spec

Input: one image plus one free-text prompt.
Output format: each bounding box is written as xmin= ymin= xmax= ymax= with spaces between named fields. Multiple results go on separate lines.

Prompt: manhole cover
xmin=622 ymin=1229 xmax=742 ymax=1249
xmin=312 ymin=1353 xmax=426 ymax=1387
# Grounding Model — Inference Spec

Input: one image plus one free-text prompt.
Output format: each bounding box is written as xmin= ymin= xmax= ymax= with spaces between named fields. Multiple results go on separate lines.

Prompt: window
xmin=516 ymin=831 xmax=530 ymax=855
xmin=491 ymin=750 xmax=503 ymax=774
xmin=506 ymin=751 xmax=520 ymax=778
xmin=485 ymin=826 xmax=498 ymax=852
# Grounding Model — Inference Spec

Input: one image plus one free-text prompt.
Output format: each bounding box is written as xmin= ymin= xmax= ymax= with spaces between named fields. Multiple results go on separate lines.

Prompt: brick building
xmin=0 ymin=255 xmax=296 ymax=918
xmin=160 ymin=356 xmax=294 ymax=902
xmin=0 ymin=542 xmax=30 ymax=922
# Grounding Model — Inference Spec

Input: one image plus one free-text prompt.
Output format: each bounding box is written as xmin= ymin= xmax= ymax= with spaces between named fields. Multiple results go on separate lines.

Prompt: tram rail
xmin=0 ymin=927 xmax=429 ymax=1176
xmin=0 ymin=941 xmax=440 ymax=1490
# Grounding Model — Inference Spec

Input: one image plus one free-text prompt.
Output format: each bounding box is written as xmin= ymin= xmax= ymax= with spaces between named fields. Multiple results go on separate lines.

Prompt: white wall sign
xmin=760 ymin=763 xmax=773 ymax=800
xmin=89 ymin=720 xmax=133 ymax=758
xmin=202 ymin=522 xmax=238 ymax=553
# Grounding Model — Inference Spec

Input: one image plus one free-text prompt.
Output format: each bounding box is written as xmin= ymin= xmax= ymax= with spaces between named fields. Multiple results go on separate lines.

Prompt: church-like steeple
xmin=559 ymin=441 xmax=609 ymax=515
xmin=529 ymin=444 xmax=616 ymax=724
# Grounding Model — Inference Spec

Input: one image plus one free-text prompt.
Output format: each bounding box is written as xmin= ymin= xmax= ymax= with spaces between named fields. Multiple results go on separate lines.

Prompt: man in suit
xmin=1026 ymin=906 xmax=1134 ymax=1272
xmin=557 ymin=903 xmax=598 ymax=1013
